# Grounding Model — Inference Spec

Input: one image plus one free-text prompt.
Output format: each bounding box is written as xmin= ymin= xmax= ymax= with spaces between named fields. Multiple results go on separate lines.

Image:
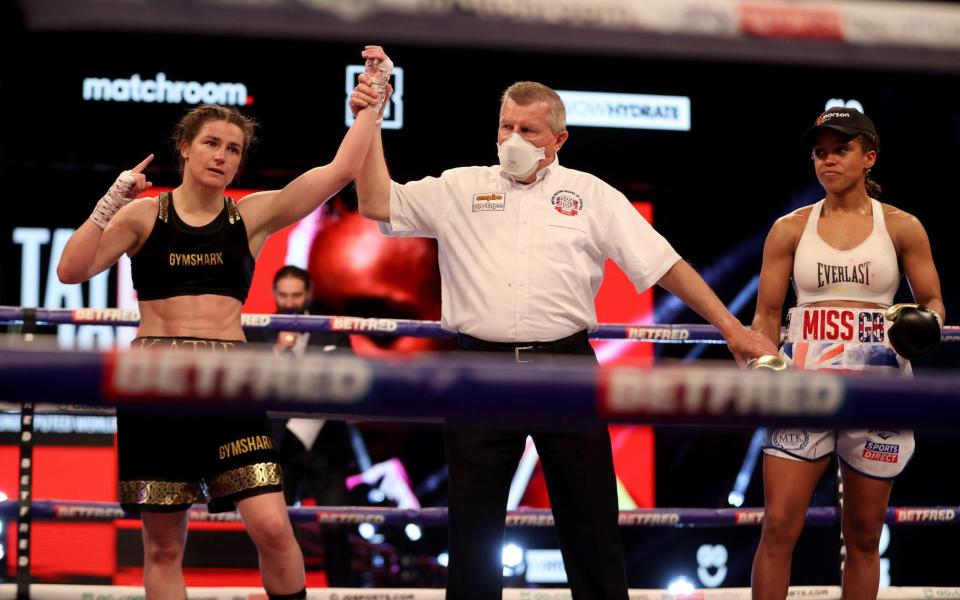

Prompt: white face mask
xmin=497 ymin=133 xmax=546 ymax=180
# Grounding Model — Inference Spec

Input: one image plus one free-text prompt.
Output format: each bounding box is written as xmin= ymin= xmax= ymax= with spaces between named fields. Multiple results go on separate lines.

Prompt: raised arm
xmin=752 ymin=216 xmax=799 ymax=346
xmin=241 ymin=46 xmax=392 ymax=236
xmin=657 ymin=259 xmax=780 ymax=365
xmin=353 ymin=73 xmax=393 ymax=223
xmin=57 ymin=155 xmax=154 ymax=284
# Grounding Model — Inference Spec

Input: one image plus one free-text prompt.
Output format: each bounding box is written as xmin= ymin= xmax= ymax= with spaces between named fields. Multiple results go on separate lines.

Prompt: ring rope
xmin=0 ymin=500 xmax=956 ymax=527
xmin=1 ymin=348 xmax=958 ymax=428
xmin=1 ymin=310 xmax=956 ymax=597
xmin=2 ymin=306 xmax=958 ymax=343
xmin=0 ymin=583 xmax=956 ymax=600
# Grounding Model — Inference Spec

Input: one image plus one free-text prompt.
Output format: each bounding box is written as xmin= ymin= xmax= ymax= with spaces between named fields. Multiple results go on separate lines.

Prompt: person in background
xmin=248 ymin=264 xmax=356 ymax=587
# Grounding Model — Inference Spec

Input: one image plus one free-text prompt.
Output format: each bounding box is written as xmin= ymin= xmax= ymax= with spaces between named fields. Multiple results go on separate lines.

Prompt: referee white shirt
xmin=379 ymin=158 xmax=681 ymax=343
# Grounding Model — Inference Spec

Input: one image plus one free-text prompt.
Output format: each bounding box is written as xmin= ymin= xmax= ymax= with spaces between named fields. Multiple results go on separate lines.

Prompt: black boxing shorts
xmin=118 ymin=336 xmax=283 ymax=513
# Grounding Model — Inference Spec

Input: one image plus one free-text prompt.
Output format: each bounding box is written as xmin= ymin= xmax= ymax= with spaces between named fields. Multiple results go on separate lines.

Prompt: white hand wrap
xmin=364 ymin=55 xmax=394 ymax=117
xmin=90 ymin=170 xmax=137 ymax=229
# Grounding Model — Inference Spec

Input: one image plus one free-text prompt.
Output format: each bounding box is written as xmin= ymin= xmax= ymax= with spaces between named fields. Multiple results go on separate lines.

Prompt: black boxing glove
xmin=885 ymin=303 xmax=942 ymax=360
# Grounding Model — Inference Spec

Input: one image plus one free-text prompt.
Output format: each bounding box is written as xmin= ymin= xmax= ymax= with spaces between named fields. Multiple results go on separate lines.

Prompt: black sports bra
xmin=131 ymin=191 xmax=254 ymax=302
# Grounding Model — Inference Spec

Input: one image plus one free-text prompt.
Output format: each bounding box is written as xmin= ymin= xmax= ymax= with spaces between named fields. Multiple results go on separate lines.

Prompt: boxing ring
xmin=1 ymin=307 xmax=959 ymax=599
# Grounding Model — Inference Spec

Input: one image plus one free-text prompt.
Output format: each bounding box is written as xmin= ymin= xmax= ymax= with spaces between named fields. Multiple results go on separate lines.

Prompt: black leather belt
xmin=456 ymin=330 xmax=591 ymax=363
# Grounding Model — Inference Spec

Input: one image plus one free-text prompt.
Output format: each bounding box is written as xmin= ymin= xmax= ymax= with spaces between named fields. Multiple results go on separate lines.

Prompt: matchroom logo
xmin=82 ymin=73 xmax=252 ymax=106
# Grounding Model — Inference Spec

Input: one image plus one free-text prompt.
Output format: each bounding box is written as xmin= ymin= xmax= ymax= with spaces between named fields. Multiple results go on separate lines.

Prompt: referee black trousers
xmin=444 ymin=332 xmax=628 ymax=600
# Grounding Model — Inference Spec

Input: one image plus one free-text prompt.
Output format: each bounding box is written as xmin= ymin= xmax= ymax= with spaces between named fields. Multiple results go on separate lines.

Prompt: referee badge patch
xmin=473 ymin=192 xmax=506 ymax=212
xmin=551 ymin=190 xmax=583 ymax=216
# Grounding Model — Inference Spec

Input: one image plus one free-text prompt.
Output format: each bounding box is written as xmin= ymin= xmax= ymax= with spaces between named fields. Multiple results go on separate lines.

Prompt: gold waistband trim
xmin=131 ymin=337 xmax=240 ymax=351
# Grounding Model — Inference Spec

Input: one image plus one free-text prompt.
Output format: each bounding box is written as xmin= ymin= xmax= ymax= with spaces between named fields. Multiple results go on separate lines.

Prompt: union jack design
xmin=782 ymin=341 xmax=901 ymax=372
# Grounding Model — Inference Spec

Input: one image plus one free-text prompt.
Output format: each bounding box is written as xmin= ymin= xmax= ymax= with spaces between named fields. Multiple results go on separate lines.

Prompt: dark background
xmin=1 ymin=2 xmax=958 ymax=589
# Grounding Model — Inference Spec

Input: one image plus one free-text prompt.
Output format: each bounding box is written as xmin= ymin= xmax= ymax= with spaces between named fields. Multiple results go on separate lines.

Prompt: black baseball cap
xmin=802 ymin=107 xmax=877 ymax=147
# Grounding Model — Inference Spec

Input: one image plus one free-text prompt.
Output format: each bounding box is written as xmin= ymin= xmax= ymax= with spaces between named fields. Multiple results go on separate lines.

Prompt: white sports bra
xmin=792 ymin=199 xmax=900 ymax=307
